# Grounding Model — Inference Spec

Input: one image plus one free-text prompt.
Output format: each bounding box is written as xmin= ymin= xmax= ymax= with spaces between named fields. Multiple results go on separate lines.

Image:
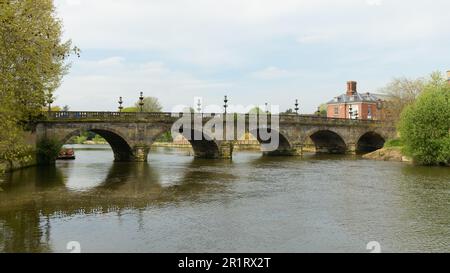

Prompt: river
xmin=0 ymin=145 xmax=449 ymax=253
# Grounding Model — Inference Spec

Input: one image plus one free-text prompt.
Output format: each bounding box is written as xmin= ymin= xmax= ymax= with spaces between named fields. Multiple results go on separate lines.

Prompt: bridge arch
xmin=61 ymin=128 xmax=134 ymax=162
xmin=356 ymin=131 xmax=386 ymax=153
xmin=247 ymin=128 xmax=294 ymax=156
xmin=152 ymin=127 xmax=223 ymax=159
xmin=307 ymin=129 xmax=347 ymax=154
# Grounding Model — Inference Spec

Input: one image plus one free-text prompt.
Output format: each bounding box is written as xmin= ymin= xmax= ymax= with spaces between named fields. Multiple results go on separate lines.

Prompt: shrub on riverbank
xmin=384 ymin=138 xmax=404 ymax=148
xmin=398 ymin=73 xmax=450 ymax=166
xmin=36 ymin=139 xmax=62 ymax=164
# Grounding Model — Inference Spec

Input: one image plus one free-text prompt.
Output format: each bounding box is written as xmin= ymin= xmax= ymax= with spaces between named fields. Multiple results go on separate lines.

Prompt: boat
xmin=57 ymin=148 xmax=76 ymax=160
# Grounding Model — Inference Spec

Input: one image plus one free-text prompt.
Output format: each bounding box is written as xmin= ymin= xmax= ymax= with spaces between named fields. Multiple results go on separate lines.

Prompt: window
xmin=368 ymin=105 xmax=372 ymax=120
xmin=334 ymin=106 xmax=339 ymax=115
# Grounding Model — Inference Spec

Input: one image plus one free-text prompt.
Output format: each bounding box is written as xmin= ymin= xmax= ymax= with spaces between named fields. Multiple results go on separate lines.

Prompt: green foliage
xmin=317 ymin=104 xmax=327 ymax=117
xmin=134 ymin=97 xmax=163 ymax=112
xmin=122 ymin=107 xmax=139 ymax=112
xmin=398 ymin=72 xmax=450 ymax=166
xmin=0 ymin=114 xmax=32 ymax=166
xmin=36 ymin=138 xmax=62 ymax=164
xmin=0 ymin=0 xmax=77 ymax=164
xmin=73 ymin=135 xmax=87 ymax=144
xmin=42 ymin=105 xmax=62 ymax=112
xmin=248 ymin=107 xmax=266 ymax=114
xmin=384 ymin=138 xmax=403 ymax=148
xmin=155 ymin=131 xmax=173 ymax=143
xmin=69 ymin=131 xmax=106 ymax=144
xmin=92 ymin=134 xmax=107 ymax=144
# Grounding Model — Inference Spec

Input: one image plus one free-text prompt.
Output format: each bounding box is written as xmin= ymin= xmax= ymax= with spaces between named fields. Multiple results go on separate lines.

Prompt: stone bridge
xmin=36 ymin=112 xmax=396 ymax=162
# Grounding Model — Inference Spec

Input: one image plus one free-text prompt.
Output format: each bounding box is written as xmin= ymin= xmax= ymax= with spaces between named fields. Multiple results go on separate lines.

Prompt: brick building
xmin=327 ymin=81 xmax=386 ymax=120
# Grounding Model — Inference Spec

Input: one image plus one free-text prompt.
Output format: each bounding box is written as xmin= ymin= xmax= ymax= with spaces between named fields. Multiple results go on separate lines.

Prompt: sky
xmin=53 ymin=0 xmax=450 ymax=113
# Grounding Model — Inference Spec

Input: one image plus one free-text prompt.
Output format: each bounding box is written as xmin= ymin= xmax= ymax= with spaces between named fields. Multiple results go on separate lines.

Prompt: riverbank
xmin=362 ymin=147 xmax=412 ymax=163
xmin=0 ymin=153 xmax=37 ymax=173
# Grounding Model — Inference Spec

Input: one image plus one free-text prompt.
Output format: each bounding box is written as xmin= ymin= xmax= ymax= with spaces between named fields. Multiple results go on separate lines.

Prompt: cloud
xmin=366 ymin=0 xmax=383 ymax=6
xmin=297 ymin=34 xmax=331 ymax=44
xmin=52 ymin=0 xmax=450 ymax=112
xmin=53 ymin=0 xmax=450 ymax=67
xmin=251 ymin=66 xmax=300 ymax=80
xmin=56 ymin=57 xmax=231 ymax=111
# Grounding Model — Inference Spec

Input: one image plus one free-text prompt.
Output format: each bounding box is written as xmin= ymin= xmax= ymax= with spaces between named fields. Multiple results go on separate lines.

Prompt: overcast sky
xmin=53 ymin=0 xmax=450 ymax=113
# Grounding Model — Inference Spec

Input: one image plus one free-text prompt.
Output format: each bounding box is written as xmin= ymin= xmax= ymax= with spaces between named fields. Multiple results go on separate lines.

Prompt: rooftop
xmin=327 ymin=81 xmax=388 ymax=104
xmin=327 ymin=93 xmax=386 ymax=104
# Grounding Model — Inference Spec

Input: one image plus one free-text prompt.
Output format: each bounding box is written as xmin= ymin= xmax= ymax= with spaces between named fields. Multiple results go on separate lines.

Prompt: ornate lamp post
xmin=354 ymin=109 xmax=359 ymax=120
xmin=139 ymin=92 xmax=145 ymax=112
xmin=349 ymin=105 xmax=353 ymax=120
xmin=295 ymin=99 xmax=299 ymax=115
xmin=118 ymin=97 xmax=124 ymax=112
xmin=224 ymin=95 xmax=229 ymax=114
xmin=316 ymin=106 xmax=321 ymax=116
xmin=265 ymin=102 xmax=269 ymax=114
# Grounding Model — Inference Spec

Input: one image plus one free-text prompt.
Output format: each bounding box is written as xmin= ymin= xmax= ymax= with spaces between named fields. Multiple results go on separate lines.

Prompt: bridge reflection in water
xmin=37 ymin=111 xmax=396 ymax=162
xmin=0 ymin=147 xmax=237 ymax=252
xmin=1 ymin=147 xmax=450 ymax=253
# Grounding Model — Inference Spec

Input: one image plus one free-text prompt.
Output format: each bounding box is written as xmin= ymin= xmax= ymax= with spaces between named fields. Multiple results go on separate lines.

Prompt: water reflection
xmin=1 ymin=147 xmax=450 ymax=253
xmin=1 ymin=166 xmax=65 ymax=194
xmin=0 ymin=206 xmax=52 ymax=253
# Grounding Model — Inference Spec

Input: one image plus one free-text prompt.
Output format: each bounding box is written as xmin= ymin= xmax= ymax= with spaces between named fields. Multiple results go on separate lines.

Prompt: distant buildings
xmin=326 ymin=81 xmax=387 ymax=120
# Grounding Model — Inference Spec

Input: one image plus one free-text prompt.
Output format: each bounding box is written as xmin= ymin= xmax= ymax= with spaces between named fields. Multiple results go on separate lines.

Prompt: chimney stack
xmin=347 ymin=81 xmax=357 ymax=96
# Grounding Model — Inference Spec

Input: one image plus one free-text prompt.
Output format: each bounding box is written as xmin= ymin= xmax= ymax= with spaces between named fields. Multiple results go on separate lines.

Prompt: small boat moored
xmin=57 ymin=148 xmax=76 ymax=160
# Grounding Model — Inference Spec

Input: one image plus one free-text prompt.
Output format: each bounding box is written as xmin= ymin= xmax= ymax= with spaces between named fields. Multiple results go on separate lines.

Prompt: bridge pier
xmin=263 ymin=144 xmax=304 ymax=156
xmin=346 ymin=143 xmax=357 ymax=155
xmin=131 ymin=146 xmax=150 ymax=162
xmin=218 ymin=141 xmax=234 ymax=159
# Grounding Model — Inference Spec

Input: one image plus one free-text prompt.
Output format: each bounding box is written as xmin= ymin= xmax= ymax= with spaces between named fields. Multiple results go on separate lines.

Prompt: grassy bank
xmin=363 ymin=139 xmax=412 ymax=163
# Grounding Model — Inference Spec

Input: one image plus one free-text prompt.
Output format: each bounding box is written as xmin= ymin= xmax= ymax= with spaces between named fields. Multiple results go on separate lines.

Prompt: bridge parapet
xmin=44 ymin=111 xmax=386 ymax=127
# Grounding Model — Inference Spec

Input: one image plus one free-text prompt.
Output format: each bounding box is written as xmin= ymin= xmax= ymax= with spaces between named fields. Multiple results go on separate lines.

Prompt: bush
xmin=384 ymin=139 xmax=403 ymax=148
xmin=155 ymin=131 xmax=173 ymax=143
xmin=36 ymin=138 xmax=62 ymax=164
xmin=398 ymin=74 xmax=450 ymax=166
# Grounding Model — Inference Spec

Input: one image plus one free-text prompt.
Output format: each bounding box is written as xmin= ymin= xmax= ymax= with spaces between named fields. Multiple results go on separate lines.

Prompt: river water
xmin=0 ymin=145 xmax=449 ymax=253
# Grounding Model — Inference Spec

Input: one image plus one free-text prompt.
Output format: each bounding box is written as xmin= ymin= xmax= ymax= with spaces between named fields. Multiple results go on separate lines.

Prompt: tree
xmin=317 ymin=104 xmax=327 ymax=117
xmin=122 ymin=107 xmax=139 ymax=113
xmin=0 ymin=0 xmax=78 ymax=165
xmin=248 ymin=107 xmax=266 ymax=114
xmin=398 ymin=72 xmax=450 ymax=166
xmin=380 ymin=77 xmax=425 ymax=123
xmin=0 ymin=115 xmax=32 ymax=167
xmin=155 ymin=131 xmax=173 ymax=143
xmin=42 ymin=105 xmax=62 ymax=112
xmin=135 ymin=97 xmax=163 ymax=112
